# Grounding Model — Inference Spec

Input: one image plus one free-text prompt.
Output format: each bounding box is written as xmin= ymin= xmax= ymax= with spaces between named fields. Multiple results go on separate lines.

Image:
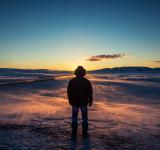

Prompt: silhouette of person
xmin=67 ymin=66 xmax=93 ymax=138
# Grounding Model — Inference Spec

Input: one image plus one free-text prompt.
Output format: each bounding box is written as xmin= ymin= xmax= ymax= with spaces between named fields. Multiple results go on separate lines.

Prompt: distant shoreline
xmin=0 ymin=67 xmax=160 ymax=74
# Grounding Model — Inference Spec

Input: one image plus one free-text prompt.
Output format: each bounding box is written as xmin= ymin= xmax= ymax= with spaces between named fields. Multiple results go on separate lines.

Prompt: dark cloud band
xmin=153 ymin=61 xmax=160 ymax=63
xmin=86 ymin=54 xmax=127 ymax=61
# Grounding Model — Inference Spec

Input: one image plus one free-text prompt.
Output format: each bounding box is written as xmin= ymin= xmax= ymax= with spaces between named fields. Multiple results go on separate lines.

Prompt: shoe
xmin=83 ymin=130 xmax=89 ymax=139
xmin=71 ymin=130 xmax=77 ymax=139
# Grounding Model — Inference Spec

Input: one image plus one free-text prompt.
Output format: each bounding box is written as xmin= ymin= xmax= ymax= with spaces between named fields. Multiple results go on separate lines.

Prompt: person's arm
xmin=88 ymin=81 xmax=93 ymax=106
xmin=67 ymin=80 xmax=73 ymax=105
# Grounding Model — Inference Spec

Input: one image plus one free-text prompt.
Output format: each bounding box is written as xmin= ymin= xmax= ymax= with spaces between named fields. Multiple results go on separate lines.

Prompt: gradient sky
xmin=0 ymin=0 xmax=160 ymax=70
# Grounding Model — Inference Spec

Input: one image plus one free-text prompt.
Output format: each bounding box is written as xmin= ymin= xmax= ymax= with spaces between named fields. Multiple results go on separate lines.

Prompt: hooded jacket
xmin=67 ymin=76 xmax=93 ymax=106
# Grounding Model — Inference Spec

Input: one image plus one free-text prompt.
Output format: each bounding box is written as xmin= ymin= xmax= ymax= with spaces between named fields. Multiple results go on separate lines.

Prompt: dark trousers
xmin=72 ymin=106 xmax=88 ymax=131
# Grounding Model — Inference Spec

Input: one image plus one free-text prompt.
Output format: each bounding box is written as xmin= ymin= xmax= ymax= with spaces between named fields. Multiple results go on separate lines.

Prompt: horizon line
xmin=0 ymin=66 xmax=160 ymax=72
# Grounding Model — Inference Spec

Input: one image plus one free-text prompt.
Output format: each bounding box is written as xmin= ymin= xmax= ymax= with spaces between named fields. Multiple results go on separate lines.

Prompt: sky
xmin=0 ymin=0 xmax=160 ymax=70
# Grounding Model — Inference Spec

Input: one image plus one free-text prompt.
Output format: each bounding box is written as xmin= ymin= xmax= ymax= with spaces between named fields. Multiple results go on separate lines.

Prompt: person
xmin=67 ymin=66 xmax=93 ymax=138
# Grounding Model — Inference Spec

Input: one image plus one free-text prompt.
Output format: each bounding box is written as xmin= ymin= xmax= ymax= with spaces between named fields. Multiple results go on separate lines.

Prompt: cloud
xmin=86 ymin=53 xmax=127 ymax=62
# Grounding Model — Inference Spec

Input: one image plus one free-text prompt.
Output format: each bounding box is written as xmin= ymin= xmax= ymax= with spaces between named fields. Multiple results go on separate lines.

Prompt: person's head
xmin=74 ymin=66 xmax=86 ymax=77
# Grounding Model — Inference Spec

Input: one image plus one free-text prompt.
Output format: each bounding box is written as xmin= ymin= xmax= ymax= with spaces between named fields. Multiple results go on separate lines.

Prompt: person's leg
xmin=71 ymin=106 xmax=79 ymax=137
xmin=80 ymin=106 xmax=88 ymax=135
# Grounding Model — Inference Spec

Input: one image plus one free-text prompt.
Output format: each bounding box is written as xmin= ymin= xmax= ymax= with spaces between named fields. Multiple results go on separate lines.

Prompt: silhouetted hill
xmin=0 ymin=67 xmax=160 ymax=75
xmin=0 ymin=68 xmax=71 ymax=75
xmin=89 ymin=67 xmax=160 ymax=73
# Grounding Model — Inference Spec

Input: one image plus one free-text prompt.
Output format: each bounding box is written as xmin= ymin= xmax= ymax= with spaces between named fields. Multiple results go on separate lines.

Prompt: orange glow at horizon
xmin=0 ymin=54 xmax=159 ymax=71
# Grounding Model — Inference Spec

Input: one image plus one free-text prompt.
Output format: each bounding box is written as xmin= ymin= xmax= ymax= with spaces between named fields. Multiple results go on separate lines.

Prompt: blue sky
xmin=0 ymin=0 xmax=160 ymax=70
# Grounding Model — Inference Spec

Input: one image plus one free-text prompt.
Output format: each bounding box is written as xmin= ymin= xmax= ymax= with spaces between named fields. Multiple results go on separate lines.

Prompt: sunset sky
xmin=0 ymin=0 xmax=160 ymax=70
